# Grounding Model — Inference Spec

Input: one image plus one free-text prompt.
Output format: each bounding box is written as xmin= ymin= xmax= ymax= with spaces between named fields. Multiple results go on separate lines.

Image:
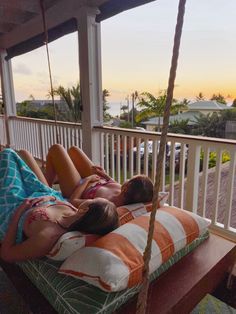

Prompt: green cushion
xmin=191 ymin=294 xmax=236 ymax=314
xmin=18 ymin=232 xmax=209 ymax=314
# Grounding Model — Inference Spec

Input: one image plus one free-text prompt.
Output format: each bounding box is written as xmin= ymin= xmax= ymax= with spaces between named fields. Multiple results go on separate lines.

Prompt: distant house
xmin=142 ymin=100 xmax=230 ymax=131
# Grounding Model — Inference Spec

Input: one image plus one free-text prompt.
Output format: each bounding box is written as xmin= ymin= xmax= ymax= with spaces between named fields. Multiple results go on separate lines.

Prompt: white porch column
xmin=76 ymin=7 xmax=103 ymax=164
xmin=0 ymin=50 xmax=16 ymax=147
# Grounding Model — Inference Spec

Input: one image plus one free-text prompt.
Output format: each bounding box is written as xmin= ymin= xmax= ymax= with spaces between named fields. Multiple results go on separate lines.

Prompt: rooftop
xmin=187 ymin=101 xmax=229 ymax=111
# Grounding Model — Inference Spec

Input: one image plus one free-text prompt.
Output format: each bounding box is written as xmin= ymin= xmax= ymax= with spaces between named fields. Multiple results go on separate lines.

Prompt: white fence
xmin=0 ymin=115 xmax=235 ymax=241
xmin=95 ymin=126 xmax=236 ymax=241
xmin=1 ymin=115 xmax=82 ymax=164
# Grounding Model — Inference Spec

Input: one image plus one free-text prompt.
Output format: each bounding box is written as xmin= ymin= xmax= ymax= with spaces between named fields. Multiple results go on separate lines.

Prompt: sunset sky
xmin=11 ymin=0 xmax=236 ymax=115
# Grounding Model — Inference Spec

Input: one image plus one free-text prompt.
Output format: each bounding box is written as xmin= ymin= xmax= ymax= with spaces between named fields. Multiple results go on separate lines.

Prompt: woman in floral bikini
xmin=0 ymin=148 xmax=118 ymax=263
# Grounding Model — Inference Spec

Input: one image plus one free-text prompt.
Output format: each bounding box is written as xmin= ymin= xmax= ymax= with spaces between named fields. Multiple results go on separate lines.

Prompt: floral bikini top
xmin=26 ymin=200 xmax=77 ymax=229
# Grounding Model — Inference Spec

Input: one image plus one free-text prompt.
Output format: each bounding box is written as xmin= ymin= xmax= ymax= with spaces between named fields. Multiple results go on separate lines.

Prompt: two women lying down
xmin=0 ymin=145 xmax=153 ymax=262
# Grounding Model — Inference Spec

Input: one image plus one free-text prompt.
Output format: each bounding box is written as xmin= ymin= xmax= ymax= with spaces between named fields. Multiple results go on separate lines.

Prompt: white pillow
xmin=47 ymin=231 xmax=100 ymax=261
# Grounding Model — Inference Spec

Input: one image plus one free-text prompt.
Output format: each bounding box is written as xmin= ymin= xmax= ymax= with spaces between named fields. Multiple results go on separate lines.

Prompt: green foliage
xmin=192 ymin=112 xmax=223 ymax=137
xmin=200 ymin=150 xmax=230 ymax=169
xmin=136 ymin=91 xmax=167 ymax=127
xmin=192 ymin=109 xmax=236 ymax=138
xmin=210 ymin=93 xmax=227 ymax=104
xmin=53 ymin=83 xmax=81 ymax=122
xmin=169 ymin=119 xmax=190 ymax=134
xmin=135 ymin=91 xmax=188 ymax=131
xmin=232 ymin=99 xmax=236 ymax=108
xmin=17 ymin=101 xmax=56 ymax=120
xmin=119 ymin=121 xmax=133 ymax=128
xmin=103 ymin=89 xmax=112 ymax=122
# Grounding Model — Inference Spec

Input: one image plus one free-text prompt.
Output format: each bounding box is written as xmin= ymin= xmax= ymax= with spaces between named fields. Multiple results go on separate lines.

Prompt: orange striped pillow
xmin=117 ymin=192 xmax=169 ymax=225
xmin=59 ymin=206 xmax=210 ymax=291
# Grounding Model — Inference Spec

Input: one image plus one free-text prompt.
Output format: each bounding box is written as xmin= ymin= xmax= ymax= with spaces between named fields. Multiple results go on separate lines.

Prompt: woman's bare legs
xmin=18 ymin=150 xmax=49 ymax=186
xmin=68 ymin=146 xmax=94 ymax=178
xmin=45 ymin=144 xmax=81 ymax=198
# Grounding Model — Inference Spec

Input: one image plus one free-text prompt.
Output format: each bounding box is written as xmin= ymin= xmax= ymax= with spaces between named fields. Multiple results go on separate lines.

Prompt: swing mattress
xmin=18 ymin=232 xmax=209 ymax=314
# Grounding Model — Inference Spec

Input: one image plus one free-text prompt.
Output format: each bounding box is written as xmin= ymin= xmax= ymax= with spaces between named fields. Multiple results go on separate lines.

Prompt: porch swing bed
xmin=1 ymin=231 xmax=235 ymax=314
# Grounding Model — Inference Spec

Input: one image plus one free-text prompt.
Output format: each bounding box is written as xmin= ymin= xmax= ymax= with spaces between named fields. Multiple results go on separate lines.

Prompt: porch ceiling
xmin=0 ymin=0 xmax=156 ymax=59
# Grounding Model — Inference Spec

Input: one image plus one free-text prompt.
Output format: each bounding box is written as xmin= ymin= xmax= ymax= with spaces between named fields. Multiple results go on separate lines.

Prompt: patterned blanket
xmin=0 ymin=148 xmax=64 ymax=243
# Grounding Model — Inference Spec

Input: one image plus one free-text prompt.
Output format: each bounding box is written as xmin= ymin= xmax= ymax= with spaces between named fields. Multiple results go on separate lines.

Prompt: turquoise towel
xmin=0 ymin=148 xmax=65 ymax=243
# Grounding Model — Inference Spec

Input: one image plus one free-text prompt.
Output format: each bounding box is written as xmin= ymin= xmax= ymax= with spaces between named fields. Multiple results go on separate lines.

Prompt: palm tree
xmin=53 ymin=83 xmax=81 ymax=122
xmin=136 ymin=90 xmax=184 ymax=131
xmin=210 ymin=93 xmax=227 ymax=105
xmin=169 ymin=119 xmax=190 ymax=134
xmin=195 ymin=92 xmax=205 ymax=101
xmin=136 ymin=91 xmax=167 ymax=132
xmin=232 ymin=99 xmax=236 ymax=108
xmin=120 ymin=104 xmax=128 ymax=119
xmin=170 ymin=98 xmax=189 ymax=115
xmin=193 ymin=112 xmax=221 ymax=137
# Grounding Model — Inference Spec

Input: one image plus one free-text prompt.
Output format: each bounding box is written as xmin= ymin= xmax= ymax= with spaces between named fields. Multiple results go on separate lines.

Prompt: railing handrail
xmin=94 ymin=125 xmax=236 ymax=146
xmin=2 ymin=115 xmax=236 ymax=146
xmin=7 ymin=115 xmax=82 ymax=127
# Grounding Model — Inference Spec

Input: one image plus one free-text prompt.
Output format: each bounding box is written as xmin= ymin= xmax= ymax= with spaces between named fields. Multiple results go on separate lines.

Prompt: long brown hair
xmin=122 ymin=175 xmax=153 ymax=205
xmin=68 ymin=200 xmax=119 ymax=235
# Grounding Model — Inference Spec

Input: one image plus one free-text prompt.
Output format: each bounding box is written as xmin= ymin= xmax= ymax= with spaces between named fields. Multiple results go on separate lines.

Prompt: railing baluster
xmin=152 ymin=139 xmax=158 ymax=183
xmin=212 ymin=148 xmax=222 ymax=225
xmin=129 ymin=137 xmax=134 ymax=178
xmin=105 ymin=133 xmax=109 ymax=175
xmin=144 ymin=139 xmax=149 ymax=176
xmin=169 ymin=142 xmax=175 ymax=206
xmin=110 ymin=134 xmax=115 ymax=179
xmin=100 ymin=132 xmax=104 ymax=169
xmin=178 ymin=143 xmax=186 ymax=209
xmin=185 ymin=143 xmax=201 ymax=213
xmin=200 ymin=146 xmax=210 ymax=217
xmin=224 ymin=150 xmax=236 ymax=229
xmin=136 ymin=137 xmax=141 ymax=175
xmin=161 ymin=141 xmax=166 ymax=192
xmin=123 ymin=135 xmax=127 ymax=182
xmin=116 ymin=134 xmax=121 ymax=183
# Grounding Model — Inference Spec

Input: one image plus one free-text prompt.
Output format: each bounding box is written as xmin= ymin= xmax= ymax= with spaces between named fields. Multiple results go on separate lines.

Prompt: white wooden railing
xmin=0 ymin=115 xmax=235 ymax=241
xmin=0 ymin=115 xmax=82 ymax=164
xmin=96 ymin=126 xmax=236 ymax=241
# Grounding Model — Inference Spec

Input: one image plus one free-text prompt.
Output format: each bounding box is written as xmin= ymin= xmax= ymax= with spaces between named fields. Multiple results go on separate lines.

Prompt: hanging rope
xmin=136 ymin=0 xmax=187 ymax=313
xmin=39 ymin=0 xmax=60 ymax=144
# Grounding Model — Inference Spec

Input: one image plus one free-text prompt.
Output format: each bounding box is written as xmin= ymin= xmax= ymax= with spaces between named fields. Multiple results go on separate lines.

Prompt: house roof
xmin=0 ymin=0 xmax=156 ymax=60
xmin=187 ymin=100 xmax=228 ymax=111
xmin=142 ymin=111 xmax=201 ymax=126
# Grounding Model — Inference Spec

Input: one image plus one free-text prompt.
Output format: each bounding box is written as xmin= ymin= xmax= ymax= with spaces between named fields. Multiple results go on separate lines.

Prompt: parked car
xmin=133 ymin=141 xmax=153 ymax=157
xmin=133 ymin=141 xmax=188 ymax=170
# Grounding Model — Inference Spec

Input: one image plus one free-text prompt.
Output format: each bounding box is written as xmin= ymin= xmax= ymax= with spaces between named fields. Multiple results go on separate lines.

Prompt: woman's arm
xmin=92 ymin=166 xmax=112 ymax=181
xmin=69 ymin=175 xmax=100 ymax=202
xmin=1 ymin=198 xmax=58 ymax=262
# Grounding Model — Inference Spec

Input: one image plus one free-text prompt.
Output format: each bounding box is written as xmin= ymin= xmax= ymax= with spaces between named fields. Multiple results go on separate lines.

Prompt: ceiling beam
xmin=0 ymin=10 xmax=34 ymax=25
xmin=0 ymin=23 xmax=15 ymax=34
xmin=0 ymin=0 xmax=40 ymax=14
xmin=0 ymin=0 xmax=94 ymax=49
